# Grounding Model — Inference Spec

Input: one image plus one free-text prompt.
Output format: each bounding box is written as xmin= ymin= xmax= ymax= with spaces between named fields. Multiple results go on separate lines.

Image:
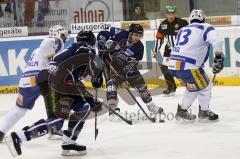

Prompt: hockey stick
xmin=94 ymin=89 xmax=99 ymax=140
xmin=76 ymin=87 xmax=132 ymax=125
xmin=125 ymin=87 xmax=156 ymax=123
xmin=212 ymin=74 xmax=217 ymax=83
xmin=101 ymin=102 xmax=132 ymax=125
xmin=104 ymin=58 xmax=156 ymax=123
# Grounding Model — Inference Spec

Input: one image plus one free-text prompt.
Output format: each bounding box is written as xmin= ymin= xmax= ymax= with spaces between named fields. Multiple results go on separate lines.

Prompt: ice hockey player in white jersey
xmin=0 ymin=25 xmax=68 ymax=142
xmin=168 ymin=9 xmax=224 ymax=121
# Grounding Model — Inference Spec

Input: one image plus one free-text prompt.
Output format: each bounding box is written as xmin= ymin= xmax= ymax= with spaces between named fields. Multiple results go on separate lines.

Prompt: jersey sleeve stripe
xmin=203 ymin=26 xmax=215 ymax=41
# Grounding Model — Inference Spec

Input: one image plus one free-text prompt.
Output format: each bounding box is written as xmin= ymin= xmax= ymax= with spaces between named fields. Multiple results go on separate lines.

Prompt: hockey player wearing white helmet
xmin=168 ymin=9 xmax=224 ymax=121
xmin=0 ymin=25 xmax=68 ymax=142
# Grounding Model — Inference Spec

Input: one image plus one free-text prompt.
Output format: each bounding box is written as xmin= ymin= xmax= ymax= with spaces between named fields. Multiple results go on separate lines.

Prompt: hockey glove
xmin=91 ymin=73 xmax=103 ymax=89
xmin=91 ymin=101 xmax=102 ymax=113
xmin=105 ymin=40 xmax=115 ymax=50
xmin=213 ymin=53 xmax=224 ymax=74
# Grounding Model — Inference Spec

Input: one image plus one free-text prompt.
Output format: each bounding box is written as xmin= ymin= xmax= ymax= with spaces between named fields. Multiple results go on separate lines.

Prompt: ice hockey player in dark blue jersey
xmin=97 ymin=24 xmax=164 ymax=116
xmin=5 ymin=31 xmax=103 ymax=157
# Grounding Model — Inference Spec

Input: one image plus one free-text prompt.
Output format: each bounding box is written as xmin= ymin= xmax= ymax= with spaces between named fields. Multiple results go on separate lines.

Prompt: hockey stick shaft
xmin=212 ymin=74 xmax=217 ymax=83
xmin=94 ymin=89 xmax=98 ymax=140
xmin=124 ymin=87 xmax=156 ymax=123
xmin=101 ymin=102 xmax=132 ymax=125
xmin=76 ymin=87 xmax=132 ymax=125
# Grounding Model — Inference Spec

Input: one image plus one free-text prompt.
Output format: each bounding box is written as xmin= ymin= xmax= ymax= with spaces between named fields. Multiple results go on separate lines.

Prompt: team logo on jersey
xmin=161 ymin=24 xmax=167 ymax=30
xmin=175 ymin=24 xmax=179 ymax=29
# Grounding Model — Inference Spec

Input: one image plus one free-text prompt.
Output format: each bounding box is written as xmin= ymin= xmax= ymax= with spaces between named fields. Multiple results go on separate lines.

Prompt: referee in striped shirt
xmin=153 ymin=5 xmax=188 ymax=95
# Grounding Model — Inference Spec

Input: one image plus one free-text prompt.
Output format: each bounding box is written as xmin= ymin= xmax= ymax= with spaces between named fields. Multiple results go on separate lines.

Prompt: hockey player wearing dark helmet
xmin=128 ymin=23 xmax=144 ymax=43
xmin=76 ymin=30 xmax=96 ymax=46
xmin=97 ymin=24 xmax=164 ymax=118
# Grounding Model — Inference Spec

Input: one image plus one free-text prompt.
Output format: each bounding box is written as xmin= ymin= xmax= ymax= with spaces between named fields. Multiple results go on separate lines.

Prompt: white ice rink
xmin=0 ymin=86 xmax=240 ymax=159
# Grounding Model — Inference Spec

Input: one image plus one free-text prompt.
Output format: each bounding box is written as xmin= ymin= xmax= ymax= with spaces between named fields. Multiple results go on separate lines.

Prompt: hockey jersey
xmin=19 ymin=37 xmax=64 ymax=88
xmin=168 ymin=22 xmax=223 ymax=70
xmin=52 ymin=41 xmax=96 ymax=81
xmin=97 ymin=27 xmax=144 ymax=61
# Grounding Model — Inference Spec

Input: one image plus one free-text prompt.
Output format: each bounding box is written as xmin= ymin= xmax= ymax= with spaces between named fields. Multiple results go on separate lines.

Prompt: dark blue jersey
xmin=51 ymin=41 xmax=102 ymax=86
xmin=53 ymin=41 xmax=96 ymax=64
xmin=97 ymin=27 xmax=144 ymax=61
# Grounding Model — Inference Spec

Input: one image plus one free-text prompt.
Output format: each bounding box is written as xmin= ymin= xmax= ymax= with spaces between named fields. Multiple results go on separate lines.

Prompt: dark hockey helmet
xmin=129 ymin=24 xmax=144 ymax=35
xmin=76 ymin=30 xmax=96 ymax=46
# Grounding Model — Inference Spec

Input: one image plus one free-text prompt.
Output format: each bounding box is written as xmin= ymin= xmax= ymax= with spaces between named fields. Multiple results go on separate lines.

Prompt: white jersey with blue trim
xmin=169 ymin=22 xmax=222 ymax=70
xmin=19 ymin=37 xmax=64 ymax=88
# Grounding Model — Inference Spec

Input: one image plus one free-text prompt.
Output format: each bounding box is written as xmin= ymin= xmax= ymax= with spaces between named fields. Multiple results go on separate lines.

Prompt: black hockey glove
xmin=91 ymin=101 xmax=102 ymax=113
xmin=91 ymin=73 xmax=103 ymax=88
xmin=213 ymin=53 xmax=224 ymax=74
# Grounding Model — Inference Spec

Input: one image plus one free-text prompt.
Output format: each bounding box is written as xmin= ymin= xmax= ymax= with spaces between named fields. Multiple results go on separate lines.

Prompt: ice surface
xmin=0 ymin=86 xmax=240 ymax=159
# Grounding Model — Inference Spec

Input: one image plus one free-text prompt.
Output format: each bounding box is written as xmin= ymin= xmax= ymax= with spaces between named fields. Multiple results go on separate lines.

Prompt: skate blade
xmin=175 ymin=116 xmax=196 ymax=123
xmin=198 ymin=118 xmax=219 ymax=123
xmin=4 ymin=136 xmax=19 ymax=157
xmin=61 ymin=150 xmax=87 ymax=156
xmin=163 ymin=92 xmax=176 ymax=97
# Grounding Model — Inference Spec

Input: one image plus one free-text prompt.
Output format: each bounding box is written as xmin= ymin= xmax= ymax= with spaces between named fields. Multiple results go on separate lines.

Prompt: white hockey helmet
xmin=189 ymin=9 xmax=205 ymax=23
xmin=49 ymin=25 xmax=68 ymax=39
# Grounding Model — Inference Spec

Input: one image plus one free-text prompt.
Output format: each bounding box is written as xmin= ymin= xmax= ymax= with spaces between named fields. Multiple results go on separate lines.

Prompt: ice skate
xmin=0 ymin=131 xmax=5 ymax=143
xmin=5 ymin=132 xmax=22 ymax=157
xmin=175 ymin=105 xmax=196 ymax=121
xmin=198 ymin=106 xmax=219 ymax=122
xmin=147 ymin=102 xmax=164 ymax=114
xmin=61 ymin=142 xmax=87 ymax=156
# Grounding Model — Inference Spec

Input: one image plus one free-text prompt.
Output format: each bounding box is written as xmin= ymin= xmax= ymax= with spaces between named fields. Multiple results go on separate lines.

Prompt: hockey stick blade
xmin=125 ymin=88 xmax=156 ymax=123
xmin=102 ymin=103 xmax=132 ymax=125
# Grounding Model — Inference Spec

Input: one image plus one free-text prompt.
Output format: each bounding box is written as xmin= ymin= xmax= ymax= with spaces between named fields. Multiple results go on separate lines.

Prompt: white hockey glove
xmin=105 ymin=40 xmax=115 ymax=50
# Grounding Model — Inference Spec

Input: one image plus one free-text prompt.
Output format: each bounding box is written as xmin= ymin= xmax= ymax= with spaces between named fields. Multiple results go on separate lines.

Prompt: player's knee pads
xmin=135 ymin=84 xmax=152 ymax=104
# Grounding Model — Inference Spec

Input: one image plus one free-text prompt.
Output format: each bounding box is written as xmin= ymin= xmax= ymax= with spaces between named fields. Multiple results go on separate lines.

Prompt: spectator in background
xmin=130 ymin=3 xmax=148 ymax=21
xmin=0 ymin=1 xmax=3 ymax=17
xmin=24 ymin=0 xmax=35 ymax=26
xmin=152 ymin=5 xmax=188 ymax=96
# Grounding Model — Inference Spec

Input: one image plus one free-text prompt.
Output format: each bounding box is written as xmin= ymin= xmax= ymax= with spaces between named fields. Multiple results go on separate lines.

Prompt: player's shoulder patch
xmin=161 ymin=24 xmax=168 ymax=30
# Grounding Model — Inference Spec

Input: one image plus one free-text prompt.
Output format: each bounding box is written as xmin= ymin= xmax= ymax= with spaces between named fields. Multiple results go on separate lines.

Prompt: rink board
xmin=0 ymin=26 xmax=240 ymax=93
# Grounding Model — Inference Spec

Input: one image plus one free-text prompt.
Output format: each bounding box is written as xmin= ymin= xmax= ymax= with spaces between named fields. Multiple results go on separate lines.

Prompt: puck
xmin=159 ymin=119 xmax=165 ymax=123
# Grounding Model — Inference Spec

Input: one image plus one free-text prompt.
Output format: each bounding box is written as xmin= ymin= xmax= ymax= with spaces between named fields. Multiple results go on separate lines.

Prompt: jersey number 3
xmin=176 ymin=29 xmax=192 ymax=46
